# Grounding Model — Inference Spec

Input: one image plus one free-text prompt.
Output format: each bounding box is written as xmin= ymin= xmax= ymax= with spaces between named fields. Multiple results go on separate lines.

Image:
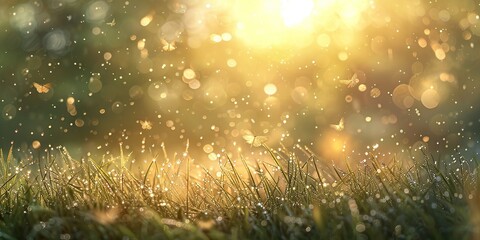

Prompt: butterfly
xmin=330 ymin=118 xmax=344 ymax=131
xmin=339 ymin=73 xmax=359 ymax=88
xmin=161 ymin=39 xmax=176 ymax=51
xmin=139 ymin=120 xmax=152 ymax=130
xmin=242 ymin=130 xmax=268 ymax=147
xmin=33 ymin=82 xmax=52 ymax=94
xmin=106 ymin=18 xmax=116 ymax=26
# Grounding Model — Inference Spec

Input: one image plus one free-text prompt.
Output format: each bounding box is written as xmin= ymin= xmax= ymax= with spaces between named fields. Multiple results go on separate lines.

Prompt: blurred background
xmin=1 ymin=0 xmax=480 ymax=167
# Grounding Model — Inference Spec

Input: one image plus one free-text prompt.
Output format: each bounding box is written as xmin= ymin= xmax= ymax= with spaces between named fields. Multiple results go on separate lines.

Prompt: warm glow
xmin=230 ymin=0 xmax=369 ymax=49
xmin=318 ymin=131 xmax=350 ymax=166
xmin=281 ymin=0 xmax=314 ymax=27
xmin=140 ymin=12 xmax=154 ymax=26
xmin=264 ymin=83 xmax=278 ymax=95
xmin=232 ymin=0 xmax=290 ymax=48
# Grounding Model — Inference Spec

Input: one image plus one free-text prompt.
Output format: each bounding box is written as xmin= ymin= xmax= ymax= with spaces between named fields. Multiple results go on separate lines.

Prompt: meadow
xmin=0 ymin=144 xmax=478 ymax=240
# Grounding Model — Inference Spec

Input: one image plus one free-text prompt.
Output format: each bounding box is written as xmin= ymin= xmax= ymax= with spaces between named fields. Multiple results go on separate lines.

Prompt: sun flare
xmin=280 ymin=0 xmax=314 ymax=27
xmin=231 ymin=0 xmax=370 ymax=48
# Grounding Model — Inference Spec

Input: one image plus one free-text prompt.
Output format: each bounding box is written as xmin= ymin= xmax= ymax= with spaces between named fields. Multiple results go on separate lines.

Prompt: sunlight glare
xmin=231 ymin=0 xmax=370 ymax=49
xmin=281 ymin=0 xmax=314 ymax=27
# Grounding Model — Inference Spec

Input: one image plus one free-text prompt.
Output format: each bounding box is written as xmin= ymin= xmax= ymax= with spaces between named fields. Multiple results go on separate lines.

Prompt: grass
xmin=0 ymin=143 xmax=479 ymax=240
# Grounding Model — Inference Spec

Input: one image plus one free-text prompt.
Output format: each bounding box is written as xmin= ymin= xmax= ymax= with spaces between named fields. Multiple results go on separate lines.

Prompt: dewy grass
xmin=0 ymin=144 xmax=478 ymax=240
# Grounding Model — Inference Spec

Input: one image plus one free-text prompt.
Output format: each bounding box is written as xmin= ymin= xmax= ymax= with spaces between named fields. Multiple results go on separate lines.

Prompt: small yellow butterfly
xmin=339 ymin=73 xmax=359 ymax=88
xmin=161 ymin=39 xmax=176 ymax=51
xmin=330 ymin=118 xmax=344 ymax=131
xmin=242 ymin=130 xmax=268 ymax=147
xmin=106 ymin=18 xmax=116 ymax=26
xmin=33 ymin=82 xmax=52 ymax=94
xmin=140 ymin=120 xmax=152 ymax=130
